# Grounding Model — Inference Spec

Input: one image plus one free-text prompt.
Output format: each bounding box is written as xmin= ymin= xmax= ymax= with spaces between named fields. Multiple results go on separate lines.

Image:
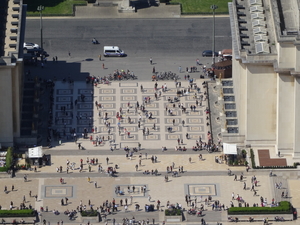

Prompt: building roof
xmin=229 ymin=0 xmax=300 ymax=62
xmin=0 ymin=0 xmax=26 ymax=63
xmin=229 ymin=0 xmax=277 ymax=56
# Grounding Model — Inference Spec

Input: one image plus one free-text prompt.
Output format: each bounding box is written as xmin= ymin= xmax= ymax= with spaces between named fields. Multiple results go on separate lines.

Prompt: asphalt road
xmin=24 ymin=18 xmax=232 ymax=81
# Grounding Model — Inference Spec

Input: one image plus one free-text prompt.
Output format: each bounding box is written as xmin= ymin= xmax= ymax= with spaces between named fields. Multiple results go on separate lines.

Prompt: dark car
xmin=26 ymin=49 xmax=49 ymax=57
xmin=202 ymin=50 xmax=219 ymax=57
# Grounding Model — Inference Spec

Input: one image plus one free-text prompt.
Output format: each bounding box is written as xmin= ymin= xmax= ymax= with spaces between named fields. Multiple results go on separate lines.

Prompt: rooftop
xmin=229 ymin=0 xmax=277 ymax=57
xmin=0 ymin=0 xmax=26 ymax=64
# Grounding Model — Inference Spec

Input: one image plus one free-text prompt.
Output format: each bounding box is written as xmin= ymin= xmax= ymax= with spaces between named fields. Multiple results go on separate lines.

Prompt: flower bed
xmin=80 ymin=210 xmax=98 ymax=217
xmin=165 ymin=208 xmax=182 ymax=216
xmin=0 ymin=209 xmax=36 ymax=217
xmin=228 ymin=201 xmax=292 ymax=215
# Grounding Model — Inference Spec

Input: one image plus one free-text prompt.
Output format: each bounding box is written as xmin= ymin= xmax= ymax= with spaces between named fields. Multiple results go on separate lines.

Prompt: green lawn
xmin=170 ymin=0 xmax=232 ymax=14
xmin=24 ymin=0 xmax=231 ymax=15
xmin=24 ymin=0 xmax=86 ymax=15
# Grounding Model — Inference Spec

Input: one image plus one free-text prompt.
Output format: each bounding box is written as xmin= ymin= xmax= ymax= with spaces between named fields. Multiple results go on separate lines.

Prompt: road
xmin=24 ymin=18 xmax=232 ymax=81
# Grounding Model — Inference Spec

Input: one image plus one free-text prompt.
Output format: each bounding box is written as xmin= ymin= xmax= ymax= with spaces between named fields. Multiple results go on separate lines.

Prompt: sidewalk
xmin=75 ymin=3 xmax=181 ymax=19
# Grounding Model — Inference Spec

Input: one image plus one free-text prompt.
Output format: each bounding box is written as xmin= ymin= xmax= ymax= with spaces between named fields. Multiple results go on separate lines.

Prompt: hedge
xmin=80 ymin=210 xmax=98 ymax=217
xmin=0 ymin=147 xmax=14 ymax=172
xmin=165 ymin=209 xmax=182 ymax=216
xmin=228 ymin=201 xmax=292 ymax=215
xmin=5 ymin=147 xmax=13 ymax=169
xmin=0 ymin=209 xmax=36 ymax=217
xmin=250 ymin=149 xmax=256 ymax=168
xmin=0 ymin=167 xmax=8 ymax=172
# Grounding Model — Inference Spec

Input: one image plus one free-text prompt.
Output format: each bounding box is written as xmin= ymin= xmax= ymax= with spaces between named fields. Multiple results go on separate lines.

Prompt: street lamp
xmin=211 ymin=4 xmax=218 ymax=66
xmin=37 ymin=5 xmax=44 ymax=51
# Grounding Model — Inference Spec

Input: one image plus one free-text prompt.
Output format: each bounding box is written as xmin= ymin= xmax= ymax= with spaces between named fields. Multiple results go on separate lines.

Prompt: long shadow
xmin=131 ymin=0 xmax=160 ymax=11
xmin=20 ymin=59 xmax=92 ymax=168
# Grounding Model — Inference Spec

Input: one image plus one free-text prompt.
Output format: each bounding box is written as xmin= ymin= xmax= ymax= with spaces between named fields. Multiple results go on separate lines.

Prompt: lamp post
xmin=211 ymin=4 xmax=218 ymax=66
xmin=37 ymin=5 xmax=44 ymax=51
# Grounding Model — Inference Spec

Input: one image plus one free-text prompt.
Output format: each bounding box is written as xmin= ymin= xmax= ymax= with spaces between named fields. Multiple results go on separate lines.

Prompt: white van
xmin=103 ymin=46 xmax=125 ymax=57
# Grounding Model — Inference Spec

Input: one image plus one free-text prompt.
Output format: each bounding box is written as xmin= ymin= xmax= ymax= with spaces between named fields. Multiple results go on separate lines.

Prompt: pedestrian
xmin=246 ymin=166 xmax=250 ymax=172
xmin=150 ymin=57 xmax=152 ymax=64
xmin=189 ymin=157 xmax=192 ymax=163
xmin=148 ymin=195 xmax=151 ymax=202
xmin=106 ymin=157 xmax=109 ymax=165
xmin=102 ymin=63 xmax=105 ymax=69
xmin=68 ymin=51 xmax=71 ymax=56
xmin=87 ymin=177 xmax=90 ymax=183
xmin=94 ymin=181 xmax=97 ymax=188
xmin=178 ymin=66 xmax=182 ymax=73
xmin=98 ymin=54 xmax=101 ymax=61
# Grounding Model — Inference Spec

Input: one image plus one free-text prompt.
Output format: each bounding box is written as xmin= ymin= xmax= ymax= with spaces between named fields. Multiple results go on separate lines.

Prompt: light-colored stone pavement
xmin=3 ymin=78 xmax=299 ymax=225
xmin=74 ymin=3 xmax=181 ymax=19
xmin=50 ymin=80 xmax=210 ymax=151
xmin=26 ymin=154 xmax=239 ymax=174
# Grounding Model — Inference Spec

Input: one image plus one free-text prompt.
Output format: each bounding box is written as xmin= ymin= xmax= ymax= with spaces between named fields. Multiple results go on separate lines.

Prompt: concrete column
xmin=276 ymin=74 xmax=294 ymax=154
xmin=293 ymin=77 xmax=300 ymax=158
xmin=0 ymin=67 xmax=14 ymax=145
xmin=123 ymin=0 xmax=130 ymax=7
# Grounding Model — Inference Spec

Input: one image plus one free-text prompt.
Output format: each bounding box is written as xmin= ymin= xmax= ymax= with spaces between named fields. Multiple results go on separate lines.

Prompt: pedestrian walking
xmin=102 ymin=63 xmax=105 ymax=69
xmin=98 ymin=54 xmax=101 ymax=61
xmin=150 ymin=57 xmax=153 ymax=64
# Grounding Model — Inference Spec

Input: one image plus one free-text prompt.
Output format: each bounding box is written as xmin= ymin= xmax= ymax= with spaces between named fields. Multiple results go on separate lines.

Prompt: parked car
xmin=23 ymin=42 xmax=40 ymax=50
xmin=26 ymin=49 xmax=49 ymax=57
xmin=202 ymin=50 xmax=219 ymax=57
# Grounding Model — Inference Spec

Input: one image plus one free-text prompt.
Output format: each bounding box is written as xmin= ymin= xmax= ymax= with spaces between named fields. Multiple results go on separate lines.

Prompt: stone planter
xmin=165 ymin=215 xmax=182 ymax=222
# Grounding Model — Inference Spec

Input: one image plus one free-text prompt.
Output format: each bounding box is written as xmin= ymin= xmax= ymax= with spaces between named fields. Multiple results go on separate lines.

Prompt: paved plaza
xmin=52 ymin=80 xmax=209 ymax=151
xmin=1 ymin=79 xmax=300 ymax=225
